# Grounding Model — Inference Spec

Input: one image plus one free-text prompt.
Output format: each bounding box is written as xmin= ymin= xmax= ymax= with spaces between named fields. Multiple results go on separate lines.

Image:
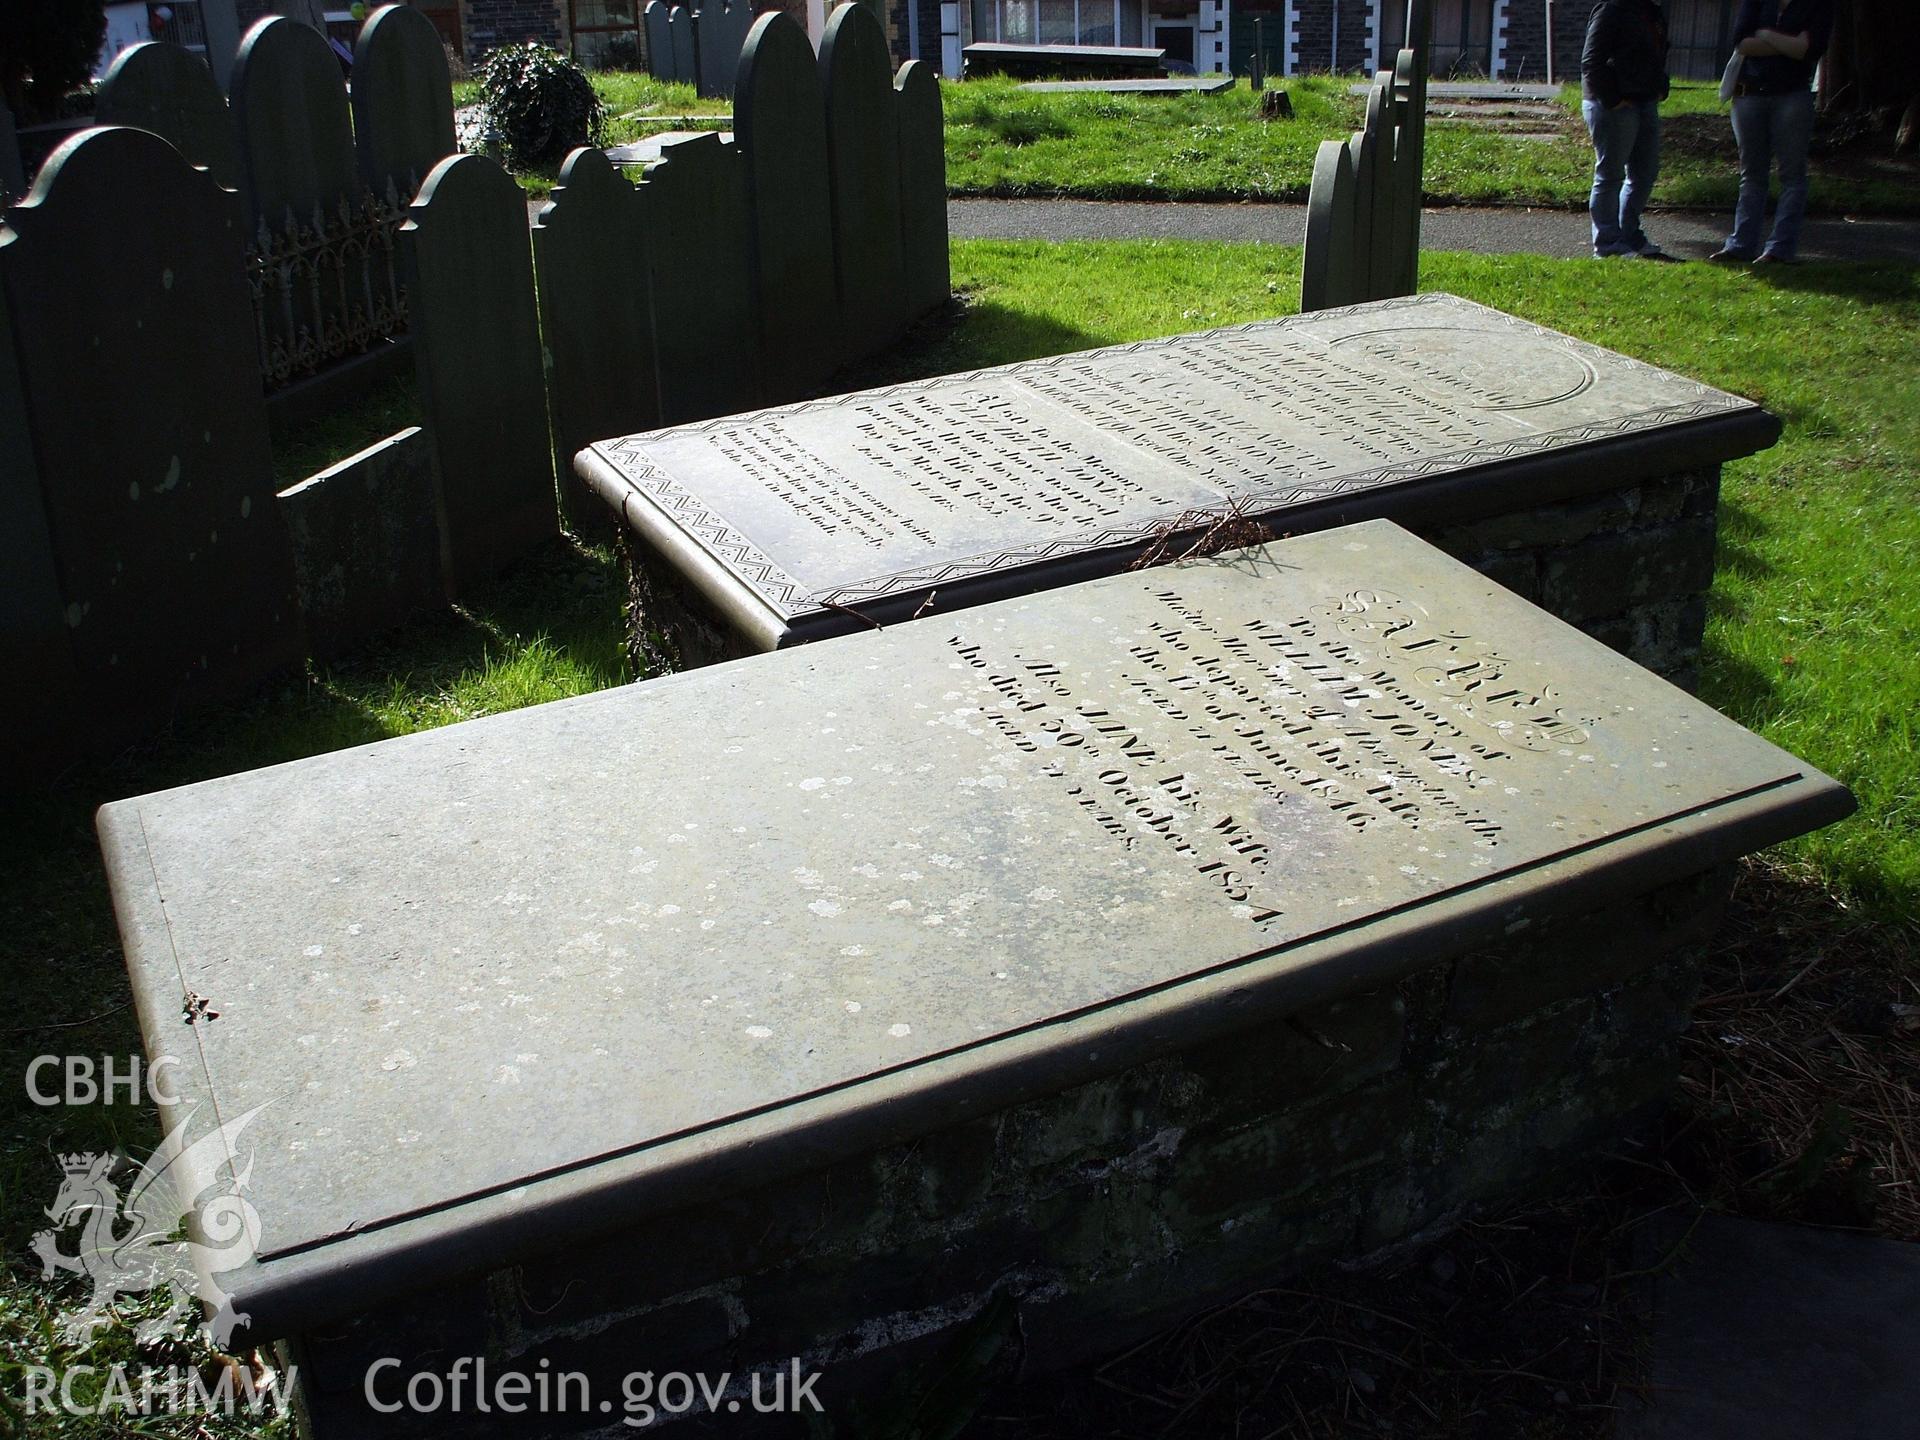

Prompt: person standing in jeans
xmin=1710 ymin=0 xmax=1835 ymax=266
xmin=1581 ymin=0 xmax=1675 ymax=259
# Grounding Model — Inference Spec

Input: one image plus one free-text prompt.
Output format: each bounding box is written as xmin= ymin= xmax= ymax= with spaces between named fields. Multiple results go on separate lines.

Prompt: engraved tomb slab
xmin=99 ymin=519 xmax=1847 ymax=1335
xmin=576 ymin=293 xmax=1776 ymax=653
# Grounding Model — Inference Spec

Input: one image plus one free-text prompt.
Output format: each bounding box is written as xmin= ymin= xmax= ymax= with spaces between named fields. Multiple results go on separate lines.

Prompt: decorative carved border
xmin=814 ymin=396 xmax=1747 ymax=606
xmin=593 ymin=437 xmax=812 ymax=613
xmin=588 ymin=294 xmax=1757 ymax=620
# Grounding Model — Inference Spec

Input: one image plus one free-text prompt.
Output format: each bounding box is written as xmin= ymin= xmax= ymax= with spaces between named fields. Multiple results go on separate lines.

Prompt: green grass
xmin=480 ymin=72 xmax=1919 ymax=213
xmin=900 ymin=241 xmax=1920 ymax=913
xmin=4 ymin=243 xmax=1916 ymax=1434
xmin=460 ymin=71 xmax=1920 ymax=213
xmin=269 ymin=374 xmax=423 ymax=493
xmin=946 ymin=76 xmax=1920 ymax=214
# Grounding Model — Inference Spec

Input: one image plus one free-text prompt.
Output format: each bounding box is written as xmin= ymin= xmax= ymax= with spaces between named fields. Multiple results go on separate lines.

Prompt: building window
xmin=572 ymin=0 xmax=643 ymax=68
xmin=972 ymin=0 xmax=1149 ymax=45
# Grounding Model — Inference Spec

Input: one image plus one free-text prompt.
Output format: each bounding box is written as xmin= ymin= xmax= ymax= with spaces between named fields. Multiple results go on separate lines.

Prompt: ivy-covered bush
xmin=476 ymin=43 xmax=605 ymax=169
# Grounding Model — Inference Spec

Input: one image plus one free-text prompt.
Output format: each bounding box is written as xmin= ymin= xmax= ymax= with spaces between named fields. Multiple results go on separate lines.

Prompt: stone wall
xmin=620 ymin=463 xmax=1724 ymax=692
xmin=286 ymin=864 xmax=1731 ymax=1434
xmin=1499 ymin=0 xmax=1583 ymax=83
xmin=1430 ymin=465 xmax=1721 ymax=691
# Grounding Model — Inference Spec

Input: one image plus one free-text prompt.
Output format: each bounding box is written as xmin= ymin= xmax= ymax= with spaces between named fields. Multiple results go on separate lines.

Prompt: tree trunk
xmin=1820 ymin=0 xmax=1920 ymax=118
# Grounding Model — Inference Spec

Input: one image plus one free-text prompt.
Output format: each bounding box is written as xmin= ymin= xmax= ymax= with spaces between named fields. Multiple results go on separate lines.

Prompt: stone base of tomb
xmin=618 ymin=463 xmax=1721 ymax=692
xmin=1430 ymin=465 xmax=1720 ymax=692
xmin=618 ymin=529 xmax=762 ymax=676
xmin=283 ymin=865 xmax=1730 ymax=1438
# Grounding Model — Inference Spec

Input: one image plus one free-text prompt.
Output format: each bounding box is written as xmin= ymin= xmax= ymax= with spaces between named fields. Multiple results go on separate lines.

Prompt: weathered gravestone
xmin=636 ymin=133 xmax=759 ymax=425
xmin=1301 ymin=1 xmax=1429 ymax=314
xmin=576 ymin=293 xmax=1773 ymax=675
xmin=277 ymin=426 xmax=446 ymax=660
xmin=532 ymin=147 xmax=660 ymax=532
xmin=670 ymin=5 xmax=697 ymax=86
xmin=0 ymin=128 xmax=300 ymax=753
xmin=820 ymin=1 xmax=907 ymax=361
xmin=95 ymin=40 xmax=241 ymax=191
xmin=895 ymin=58 xmax=951 ymax=322
xmin=696 ymin=0 xmax=757 ymax=99
xmin=1390 ymin=44 xmax=1427 ymax=296
xmin=0 ymin=260 xmax=80 ymax=784
xmin=402 ymin=154 xmax=557 ymax=594
xmin=100 ymin=521 xmax=1851 ymax=1433
xmin=230 ymin=16 xmax=358 ymax=227
xmin=1301 ymin=141 xmax=1357 ymax=313
xmin=643 ymin=1 xmax=677 ymax=81
xmin=735 ymin=12 xmax=838 ymax=403
xmin=0 ymin=100 xmax=24 ymax=202
xmin=351 ymin=2 xmax=456 ymax=200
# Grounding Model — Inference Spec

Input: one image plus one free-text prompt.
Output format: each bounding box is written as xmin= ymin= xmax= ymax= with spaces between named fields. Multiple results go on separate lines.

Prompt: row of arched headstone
xmin=98 ymin=8 xmax=453 ymax=231
xmin=644 ymin=0 xmax=760 ymax=98
xmin=1300 ymin=2 xmax=1428 ymax=313
xmin=0 ymin=6 xmax=949 ymax=777
xmin=94 ymin=8 xmax=456 ymax=392
xmin=537 ymin=6 xmax=948 ymax=527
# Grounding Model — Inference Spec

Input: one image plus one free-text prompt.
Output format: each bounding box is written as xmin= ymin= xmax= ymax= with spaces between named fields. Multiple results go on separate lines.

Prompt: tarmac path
xmin=946 ymin=196 xmax=1920 ymax=265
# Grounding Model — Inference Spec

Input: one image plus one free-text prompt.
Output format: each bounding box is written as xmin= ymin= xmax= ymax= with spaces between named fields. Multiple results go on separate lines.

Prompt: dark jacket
xmin=1582 ymin=0 xmax=1671 ymax=107
xmin=1732 ymin=0 xmax=1835 ymax=95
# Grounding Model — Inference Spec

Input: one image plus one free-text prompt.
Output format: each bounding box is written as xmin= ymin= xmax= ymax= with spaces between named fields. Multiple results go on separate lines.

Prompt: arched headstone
xmin=735 ymin=13 xmax=837 ymax=401
xmin=1391 ymin=45 xmax=1426 ymax=296
xmin=698 ymin=0 xmax=757 ymax=98
xmin=352 ymin=4 xmax=455 ymax=201
xmin=1345 ymin=122 xmax=1376 ymax=304
xmin=402 ymin=154 xmax=557 ymax=593
xmin=638 ymin=133 xmax=758 ymax=423
xmin=1365 ymin=76 xmax=1397 ymax=302
xmin=96 ymin=41 xmax=241 ymax=191
xmin=819 ymin=2 xmax=906 ymax=359
xmin=1300 ymin=139 xmax=1356 ymax=313
xmin=533 ymin=148 xmax=660 ymax=532
xmin=0 ymin=128 xmax=299 ymax=745
xmin=668 ymin=6 xmax=697 ymax=86
xmin=0 ymin=279 xmax=81 ymax=779
xmin=230 ymin=16 xmax=357 ymax=226
xmin=0 ymin=99 xmax=24 ymax=202
xmin=894 ymin=59 xmax=949 ymax=323
xmin=644 ymin=1 xmax=673 ymax=79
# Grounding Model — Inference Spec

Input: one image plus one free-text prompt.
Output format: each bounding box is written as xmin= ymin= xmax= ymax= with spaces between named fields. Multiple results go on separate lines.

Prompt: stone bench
xmin=99 ymin=520 xmax=1847 ymax=1434
xmin=575 ymin=293 xmax=1777 ymax=691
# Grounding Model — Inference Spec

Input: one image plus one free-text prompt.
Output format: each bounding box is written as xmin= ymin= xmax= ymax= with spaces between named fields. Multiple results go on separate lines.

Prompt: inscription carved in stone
xmin=577 ymin=294 xmax=1762 ymax=651
xmin=99 ymin=522 xmax=1849 ymax=1305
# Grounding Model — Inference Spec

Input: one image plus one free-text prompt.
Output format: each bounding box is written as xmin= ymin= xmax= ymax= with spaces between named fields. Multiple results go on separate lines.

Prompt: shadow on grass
xmin=1710 ymin=494 xmax=1774 ymax=586
xmin=831 ymin=294 xmax=1112 ymax=394
xmin=1743 ymin=257 xmax=1920 ymax=304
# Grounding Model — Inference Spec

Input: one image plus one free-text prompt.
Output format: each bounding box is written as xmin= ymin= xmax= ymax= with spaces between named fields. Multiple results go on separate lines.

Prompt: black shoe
xmin=1707 ymin=247 xmax=1756 ymax=264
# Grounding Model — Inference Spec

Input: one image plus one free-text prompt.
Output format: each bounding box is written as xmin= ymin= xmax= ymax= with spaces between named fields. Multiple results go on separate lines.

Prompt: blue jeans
xmin=1729 ymin=90 xmax=1815 ymax=260
xmin=1583 ymin=99 xmax=1661 ymax=255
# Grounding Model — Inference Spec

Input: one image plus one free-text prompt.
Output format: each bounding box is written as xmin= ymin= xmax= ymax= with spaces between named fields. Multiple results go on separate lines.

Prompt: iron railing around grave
xmin=245 ymin=178 xmax=410 ymax=392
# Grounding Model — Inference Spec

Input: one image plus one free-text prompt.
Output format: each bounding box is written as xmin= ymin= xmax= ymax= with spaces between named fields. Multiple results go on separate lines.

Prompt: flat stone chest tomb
xmin=103 ymin=525 xmax=1848 ymax=1433
xmin=578 ymin=293 xmax=1776 ymax=681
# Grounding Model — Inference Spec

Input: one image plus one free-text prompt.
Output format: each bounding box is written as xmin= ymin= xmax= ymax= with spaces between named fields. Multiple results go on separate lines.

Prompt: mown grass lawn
xmin=466 ymin=71 xmax=1919 ymax=213
xmin=3 ymin=242 xmax=1915 ymax=1436
xmin=946 ymin=75 xmax=1919 ymax=214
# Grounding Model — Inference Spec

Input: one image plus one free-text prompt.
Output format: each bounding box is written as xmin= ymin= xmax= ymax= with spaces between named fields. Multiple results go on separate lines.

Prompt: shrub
xmin=477 ymin=42 xmax=605 ymax=169
xmin=0 ymin=0 xmax=107 ymax=123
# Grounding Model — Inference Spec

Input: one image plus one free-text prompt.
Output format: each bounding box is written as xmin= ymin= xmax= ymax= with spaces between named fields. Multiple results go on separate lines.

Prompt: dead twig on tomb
xmin=819 ymin=599 xmax=886 ymax=632
xmin=1126 ymin=497 xmax=1276 ymax=574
